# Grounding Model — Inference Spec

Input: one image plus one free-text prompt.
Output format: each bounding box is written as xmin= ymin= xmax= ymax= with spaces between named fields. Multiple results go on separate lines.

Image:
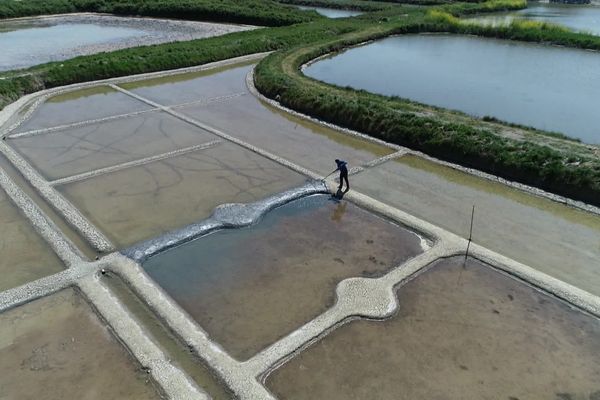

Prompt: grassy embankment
xmin=0 ymin=19 xmax=367 ymax=108
xmin=1 ymin=0 xmax=599 ymax=205
xmin=276 ymin=0 xmax=395 ymax=12
xmin=0 ymin=0 xmax=318 ymax=26
xmin=254 ymin=0 xmax=600 ymax=205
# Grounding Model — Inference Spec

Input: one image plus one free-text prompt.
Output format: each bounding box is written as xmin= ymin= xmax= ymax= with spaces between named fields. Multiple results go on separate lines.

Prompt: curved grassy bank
xmin=0 ymin=0 xmax=318 ymax=27
xmin=0 ymin=20 xmax=364 ymax=108
xmin=276 ymin=0 xmax=394 ymax=12
xmin=1 ymin=0 xmax=599 ymax=205
xmin=253 ymin=16 xmax=600 ymax=206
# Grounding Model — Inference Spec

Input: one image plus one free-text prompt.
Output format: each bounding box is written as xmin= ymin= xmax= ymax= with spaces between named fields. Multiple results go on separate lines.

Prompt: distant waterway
xmin=296 ymin=5 xmax=363 ymax=18
xmin=0 ymin=14 xmax=253 ymax=71
xmin=468 ymin=2 xmax=600 ymax=36
xmin=304 ymin=34 xmax=600 ymax=143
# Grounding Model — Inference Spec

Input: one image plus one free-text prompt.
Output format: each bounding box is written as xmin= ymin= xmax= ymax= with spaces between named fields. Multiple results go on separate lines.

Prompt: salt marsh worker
xmin=334 ymin=159 xmax=349 ymax=191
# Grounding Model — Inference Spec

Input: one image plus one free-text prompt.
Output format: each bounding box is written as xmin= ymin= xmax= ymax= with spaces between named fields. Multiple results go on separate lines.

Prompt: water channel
xmin=468 ymin=2 xmax=600 ymax=36
xmin=296 ymin=5 xmax=363 ymax=18
xmin=305 ymin=34 xmax=600 ymax=143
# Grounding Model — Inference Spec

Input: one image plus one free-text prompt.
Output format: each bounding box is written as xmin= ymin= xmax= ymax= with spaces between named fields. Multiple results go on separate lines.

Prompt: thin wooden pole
xmin=465 ymin=205 xmax=475 ymax=261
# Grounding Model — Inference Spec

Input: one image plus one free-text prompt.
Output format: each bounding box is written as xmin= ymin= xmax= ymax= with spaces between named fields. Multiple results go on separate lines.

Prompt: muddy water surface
xmin=0 ymin=184 xmax=63 ymax=291
xmin=12 ymin=86 xmax=151 ymax=133
xmin=353 ymin=155 xmax=600 ymax=296
xmin=144 ymin=195 xmax=423 ymax=360
xmin=268 ymin=257 xmax=600 ymax=400
xmin=11 ymin=110 xmax=217 ymax=180
xmin=0 ymin=289 xmax=161 ymax=399
xmin=58 ymin=142 xmax=305 ymax=247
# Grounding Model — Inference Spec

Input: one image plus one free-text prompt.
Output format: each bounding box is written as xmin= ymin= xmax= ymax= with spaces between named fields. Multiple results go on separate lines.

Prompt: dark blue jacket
xmin=336 ymin=160 xmax=348 ymax=174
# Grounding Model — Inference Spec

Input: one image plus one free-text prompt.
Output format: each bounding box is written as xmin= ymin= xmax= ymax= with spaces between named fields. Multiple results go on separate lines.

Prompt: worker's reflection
xmin=331 ymin=201 xmax=347 ymax=222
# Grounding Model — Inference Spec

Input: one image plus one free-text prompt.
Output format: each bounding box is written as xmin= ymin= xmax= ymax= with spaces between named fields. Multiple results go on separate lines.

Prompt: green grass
xmin=276 ymin=0 xmax=394 ymax=11
xmin=0 ymin=0 xmax=319 ymax=26
xmin=425 ymin=8 xmax=600 ymax=49
xmin=1 ymin=0 xmax=599 ymax=205
xmin=0 ymin=19 xmax=362 ymax=108
xmin=253 ymin=15 xmax=600 ymax=205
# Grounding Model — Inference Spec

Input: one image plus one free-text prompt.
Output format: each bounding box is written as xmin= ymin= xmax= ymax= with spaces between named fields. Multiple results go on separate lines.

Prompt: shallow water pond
xmin=0 ymin=15 xmax=252 ymax=71
xmin=143 ymin=195 xmax=423 ymax=360
xmin=352 ymin=155 xmax=600 ymax=296
xmin=0 ymin=20 xmax=144 ymax=71
xmin=468 ymin=2 xmax=600 ymax=35
xmin=0 ymin=289 xmax=161 ymax=399
xmin=305 ymin=34 xmax=600 ymax=143
xmin=0 ymin=183 xmax=64 ymax=291
xmin=58 ymin=142 xmax=305 ymax=247
xmin=268 ymin=256 xmax=600 ymax=400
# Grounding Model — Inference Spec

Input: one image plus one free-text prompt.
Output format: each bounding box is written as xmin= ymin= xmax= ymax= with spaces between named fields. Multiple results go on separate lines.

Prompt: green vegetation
xmin=0 ymin=0 xmax=599 ymax=205
xmin=426 ymin=8 xmax=600 ymax=49
xmin=253 ymin=13 xmax=600 ymax=205
xmin=0 ymin=20 xmax=364 ymax=108
xmin=0 ymin=0 xmax=318 ymax=26
xmin=276 ymin=0 xmax=394 ymax=11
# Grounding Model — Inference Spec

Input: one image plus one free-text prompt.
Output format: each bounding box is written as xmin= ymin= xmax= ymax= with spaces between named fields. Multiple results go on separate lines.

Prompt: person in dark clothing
xmin=334 ymin=159 xmax=349 ymax=191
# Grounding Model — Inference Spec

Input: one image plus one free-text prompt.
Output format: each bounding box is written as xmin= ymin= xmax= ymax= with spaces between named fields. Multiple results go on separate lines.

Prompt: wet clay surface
xmin=267 ymin=256 xmax=600 ymax=400
xmin=0 ymin=289 xmax=162 ymax=400
xmin=13 ymin=86 xmax=151 ymax=133
xmin=144 ymin=195 xmax=423 ymax=360
xmin=352 ymin=155 xmax=600 ymax=296
xmin=0 ymin=185 xmax=63 ymax=291
xmin=120 ymin=63 xmax=253 ymax=106
xmin=57 ymin=142 xmax=305 ymax=247
xmin=10 ymin=110 xmax=217 ymax=180
xmin=105 ymin=275 xmax=234 ymax=400
xmin=181 ymin=89 xmax=392 ymax=175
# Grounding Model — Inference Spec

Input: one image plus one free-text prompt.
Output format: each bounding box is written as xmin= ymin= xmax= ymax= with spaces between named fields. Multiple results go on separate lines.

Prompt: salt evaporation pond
xmin=305 ymin=34 xmax=600 ymax=143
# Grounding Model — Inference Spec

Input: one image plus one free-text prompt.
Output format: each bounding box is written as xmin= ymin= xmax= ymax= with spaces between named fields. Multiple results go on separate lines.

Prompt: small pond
xmin=296 ymin=5 xmax=363 ymax=18
xmin=468 ymin=2 xmax=600 ymax=36
xmin=304 ymin=34 xmax=600 ymax=143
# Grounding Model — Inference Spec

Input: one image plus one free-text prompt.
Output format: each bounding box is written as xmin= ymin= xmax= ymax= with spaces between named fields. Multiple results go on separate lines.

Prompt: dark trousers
xmin=339 ymin=170 xmax=349 ymax=189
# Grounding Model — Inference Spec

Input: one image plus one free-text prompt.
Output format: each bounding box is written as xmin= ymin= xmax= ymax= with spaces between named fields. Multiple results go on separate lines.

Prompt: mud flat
xmin=0 ymin=184 xmax=63 ymax=291
xmin=143 ymin=195 xmax=424 ymax=360
xmin=0 ymin=289 xmax=161 ymax=399
xmin=267 ymin=257 xmax=600 ymax=400
xmin=0 ymin=14 xmax=254 ymax=71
